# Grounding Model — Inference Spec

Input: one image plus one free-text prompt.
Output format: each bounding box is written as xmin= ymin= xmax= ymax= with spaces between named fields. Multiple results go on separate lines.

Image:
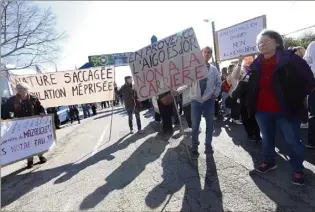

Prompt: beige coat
xmin=227 ymin=66 xmax=246 ymax=97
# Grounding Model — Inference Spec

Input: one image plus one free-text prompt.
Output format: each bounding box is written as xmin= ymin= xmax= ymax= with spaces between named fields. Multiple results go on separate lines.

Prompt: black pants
xmin=101 ymin=101 xmax=106 ymax=109
xmin=240 ymin=104 xmax=260 ymax=138
xmin=158 ymin=101 xmax=174 ymax=132
xmin=70 ymin=112 xmax=80 ymax=124
xmin=92 ymin=105 xmax=97 ymax=115
xmin=214 ymin=99 xmax=220 ymax=118
xmin=183 ymin=104 xmax=192 ymax=128
xmin=308 ymin=92 xmax=315 ymax=144
xmin=54 ymin=113 xmax=60 ymax=128
xmin=173 ymin=102 xmax=180 ymax=124
xmin=231 ymin=98 xmax=241 ymax=120
xmin=155 ymin=112 xmax=161 ymax=122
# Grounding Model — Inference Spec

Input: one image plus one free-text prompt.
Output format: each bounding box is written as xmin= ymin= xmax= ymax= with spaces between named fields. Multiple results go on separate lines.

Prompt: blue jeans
xmin=255 ymin=111 xmax=304 ymax=172
xmin=127 ymin=108 xmax=141 ymax=131
xmin=82 ymin=105 xmax=91 ymax=117
xmin=191 ymin=99 xmax=215 ymax=145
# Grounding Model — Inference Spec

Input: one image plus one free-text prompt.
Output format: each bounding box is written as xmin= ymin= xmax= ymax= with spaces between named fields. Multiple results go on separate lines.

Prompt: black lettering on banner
xmin=72 ymin=83 xmax=83 ymax=96
xmin=108 ymin=81 xmax=113 ymax=91
xmin=43 ymin=75 xmax=51 ymax=86
xmin=135 ymin=49 xmax=143 ymax=61
xmin=233 ymin=40 xmax=246 ymax=48
xmin=103 ymin=81 xmax=108 ymax=91
xmin=50 ymin=74 xmax=57 ymax=85
xmin=106 ymin=68 xmax=113 ymax=79
xmin=158 ymin=50 xmax=166 ymax=64
xmin=145 ymin=45 xmax=152 ymax=57
xmin=151 ymin=43 xmax=158 ymax=53
xmin=93 ymin=69 xmax=100 ymax=80
xmin=142 ymin=58 xmax=150 ymax=71
xmin=100 ymin=67 xmax=107 ymax=80
xmin=2 ymin=148 xmax=6 ymax=155
xmin=64 ymin=73 xmax=71 ymax=83
xmin=96 ymin=82 xmax=102 ymax=92
xmin=157 ymin=40 xmax=164 ymax=50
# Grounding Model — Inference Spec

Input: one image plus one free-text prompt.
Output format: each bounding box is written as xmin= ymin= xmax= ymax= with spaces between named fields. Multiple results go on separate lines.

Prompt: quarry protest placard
xmin=128 ymin=27 xmax=208 ymax=101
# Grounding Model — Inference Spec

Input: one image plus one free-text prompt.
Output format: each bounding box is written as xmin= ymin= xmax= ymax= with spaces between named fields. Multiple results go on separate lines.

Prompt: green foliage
xmin=284 ymin=31 xmax=315 ymax=49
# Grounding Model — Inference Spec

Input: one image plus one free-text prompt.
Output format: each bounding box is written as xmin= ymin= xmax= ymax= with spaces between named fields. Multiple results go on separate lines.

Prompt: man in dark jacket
xmin=69 ymin=105 xmax=80 ymax=124
xmin=1 ymin=82 xmax=48 ymax=168
xmin=118 ymin=76 xmax=143 ymax=134
xmin=46 ymin=107 xmax=61 ymax=129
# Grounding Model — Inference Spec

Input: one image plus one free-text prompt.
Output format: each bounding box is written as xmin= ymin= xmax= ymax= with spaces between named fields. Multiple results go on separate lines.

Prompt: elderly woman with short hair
xmin=1 ymin=82 xmax=47 ymax=168
xmin=243 ymin=30 xmax=315 ymax=185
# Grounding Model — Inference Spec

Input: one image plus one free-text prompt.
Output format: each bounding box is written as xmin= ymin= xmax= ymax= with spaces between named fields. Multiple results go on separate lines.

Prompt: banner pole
xmin=106 ymin=70 xmax=116 ymax=143
xmin=212 ymin=21 xmax=220 ymax=71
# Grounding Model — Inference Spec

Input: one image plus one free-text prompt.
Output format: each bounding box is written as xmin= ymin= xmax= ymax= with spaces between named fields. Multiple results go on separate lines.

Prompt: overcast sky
xmin=13 ymin=1 xmax=315 ymax=86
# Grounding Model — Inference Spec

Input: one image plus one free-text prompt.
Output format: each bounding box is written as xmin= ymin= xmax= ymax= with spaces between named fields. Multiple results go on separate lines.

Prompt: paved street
xmin=1 ymin=107 xmax=315 ymax=211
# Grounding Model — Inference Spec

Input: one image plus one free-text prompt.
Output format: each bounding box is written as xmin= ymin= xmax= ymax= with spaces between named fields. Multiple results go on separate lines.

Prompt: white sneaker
xmin=300 ymin=123 xmax=308 ymax=129
xmin=232 ymin=119 xmax=242 ymax=125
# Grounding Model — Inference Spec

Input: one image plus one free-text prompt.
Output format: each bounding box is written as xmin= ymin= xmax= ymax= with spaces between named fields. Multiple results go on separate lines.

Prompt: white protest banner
xmin=8 ymin=66 xmax=115 ymax=108
xmin=215 ymin=15 xmax=266 ymax=61
xmin=1 ymin=115 xmax=56 ymax=166
xmin=128 ymin=27 xmax=208 ymax=101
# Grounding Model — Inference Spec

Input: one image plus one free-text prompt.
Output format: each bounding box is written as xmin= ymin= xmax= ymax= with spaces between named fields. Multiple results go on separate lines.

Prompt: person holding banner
xmin=118 ymin=76 xmax=143 ymax=134
xmin=190 ymin=46 xmax=222 ymax=155
xmin=1 ymin=82 xmax=48 ymax=168
xmin=244 ymin=30 xmax=315 ymax=185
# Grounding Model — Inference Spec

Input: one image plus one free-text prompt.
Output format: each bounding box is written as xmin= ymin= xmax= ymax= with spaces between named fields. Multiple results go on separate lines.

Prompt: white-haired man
xmin=1 ymin=82 xmax=47 ymax=168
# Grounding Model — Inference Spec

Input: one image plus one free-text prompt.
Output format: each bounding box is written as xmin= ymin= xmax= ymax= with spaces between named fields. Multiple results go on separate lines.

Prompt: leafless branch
xmin=1 ymin=1 xmax=66 ymax=71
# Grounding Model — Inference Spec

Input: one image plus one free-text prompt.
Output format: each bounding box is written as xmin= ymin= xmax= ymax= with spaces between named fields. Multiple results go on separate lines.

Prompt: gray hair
xmin=16 ymin=82 xmax=30 ymax=91
xmin=256 ymin=29 xmax=285 ymax=51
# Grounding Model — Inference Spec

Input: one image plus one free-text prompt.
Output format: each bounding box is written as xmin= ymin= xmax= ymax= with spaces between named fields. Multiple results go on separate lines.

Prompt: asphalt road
xmin=1 ymin=106 xmax=315 ymax=211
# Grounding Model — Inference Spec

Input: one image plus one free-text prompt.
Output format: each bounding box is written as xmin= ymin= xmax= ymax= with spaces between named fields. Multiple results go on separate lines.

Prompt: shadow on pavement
xmin=220 ymin=119 xmax=315 ymax=211
xmin=1 ymin=164 xmax=72 ymax=207
xmin=79 ymin=132 xmax=173 ymax=210
xmin=145 ymin=139 xmax=224 ymax=212
xmin=54 ymin=124 xmax=154 ymax=184
xmin=93 ymin=108 xmax=127 ymax=120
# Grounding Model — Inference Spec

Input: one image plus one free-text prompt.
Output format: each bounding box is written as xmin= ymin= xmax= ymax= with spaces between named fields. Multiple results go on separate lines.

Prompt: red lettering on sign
xmin=181 ymin=55 xmax=191 ymax=70
xmin=182 ymin=69 xmax=193 ymax=84
xmin=172 ymin=72 xmax=181 ymax=88
xmin=189 ymin=52 xmax=201 ymax=67
xmin=169 ymin=61 xmax=179 ymax=74
xmin=139 ymin=85 xmax=148 ymax=99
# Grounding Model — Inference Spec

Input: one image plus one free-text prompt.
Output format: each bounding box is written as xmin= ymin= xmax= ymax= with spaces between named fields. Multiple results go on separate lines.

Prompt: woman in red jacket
xmin=244 ymin=30 xmax=315 ymax=185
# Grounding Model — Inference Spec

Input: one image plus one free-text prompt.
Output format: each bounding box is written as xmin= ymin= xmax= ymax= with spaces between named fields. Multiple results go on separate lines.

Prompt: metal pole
xmin=211 ymin=21 xmax=220 ymax=71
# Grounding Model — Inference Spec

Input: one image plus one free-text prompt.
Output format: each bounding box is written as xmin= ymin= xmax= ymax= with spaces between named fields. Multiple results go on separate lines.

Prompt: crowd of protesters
xmin=1 ymin=29 xmax=315 ymax=186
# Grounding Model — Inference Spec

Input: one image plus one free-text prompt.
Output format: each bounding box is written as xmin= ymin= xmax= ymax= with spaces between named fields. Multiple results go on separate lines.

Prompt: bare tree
xmin=1 ymin=0 xmax=66 ymax=71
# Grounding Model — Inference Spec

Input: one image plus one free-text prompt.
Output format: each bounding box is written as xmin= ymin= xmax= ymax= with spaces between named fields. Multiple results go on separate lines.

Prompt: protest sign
xmin=89 ymin=53 xmax=131 ymax=67
xmin=1 ymin=115 xmax=56 ymax=166
xmin=8 ymin=66 xmax=115 ymax=108
xmin=215 ymin=15 xmax=266 ymax=61
xmin=128 ymin=27 xmax=208 ymax=101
